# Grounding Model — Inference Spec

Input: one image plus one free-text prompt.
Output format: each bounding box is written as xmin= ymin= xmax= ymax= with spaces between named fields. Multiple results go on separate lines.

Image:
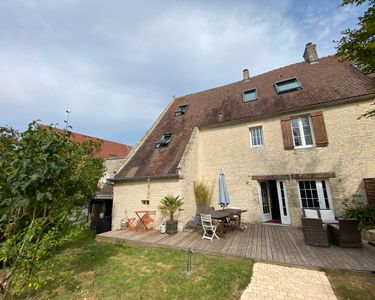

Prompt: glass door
xmin=259 ymin=181 xmax=272 ymax=222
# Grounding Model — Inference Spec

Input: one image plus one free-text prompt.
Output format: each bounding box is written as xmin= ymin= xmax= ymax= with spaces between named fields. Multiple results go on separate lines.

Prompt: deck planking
xmin=97 ymin=223 xmax=375 ymax=272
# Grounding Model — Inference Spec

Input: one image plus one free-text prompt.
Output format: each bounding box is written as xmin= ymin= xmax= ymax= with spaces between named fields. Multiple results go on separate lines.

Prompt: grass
xmin=21 ymin=230 xmax=253 ymax=299
xmin=326 ymin=270 xmax=375 ymax=300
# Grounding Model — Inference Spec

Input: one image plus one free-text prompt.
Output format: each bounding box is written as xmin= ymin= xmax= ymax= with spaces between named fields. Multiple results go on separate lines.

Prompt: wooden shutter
xmin=364 ymin=178 xmax=375 ymax=205
xmin=280 ymin=116 xmax=294 ymax=150
xmin=310 ymin=111 xmax=328 ymax=147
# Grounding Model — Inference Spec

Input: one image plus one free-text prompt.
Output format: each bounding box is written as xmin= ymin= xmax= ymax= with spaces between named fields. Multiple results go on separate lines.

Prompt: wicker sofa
xmin=328 ymin=219 xmax=363 ymax=248
xmin=301 ymin=217 xmax=331 ymax=247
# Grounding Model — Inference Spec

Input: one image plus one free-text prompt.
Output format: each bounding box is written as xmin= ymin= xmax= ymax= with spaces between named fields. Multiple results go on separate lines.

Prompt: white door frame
xmin=276 ymin=180 xmax=291 ymax=225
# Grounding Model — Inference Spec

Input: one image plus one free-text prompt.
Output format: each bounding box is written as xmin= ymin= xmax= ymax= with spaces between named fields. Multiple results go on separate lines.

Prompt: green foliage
xmin=193 ymin=181 xmax=214 ymax=205
xmin=158 ymin=195 xmax=184 ymax=221
xmin=336 ymin=0 xmax=375 ymax=74
xmin=336 ymin=1 xmax=375 ymax=119
xmin=0 ymin=121 xmax=104 ymax=296
xmin=345 ymin=206 xmax=375 ymax=225
xmin=343 ymin=194 xmax=375 ymax=226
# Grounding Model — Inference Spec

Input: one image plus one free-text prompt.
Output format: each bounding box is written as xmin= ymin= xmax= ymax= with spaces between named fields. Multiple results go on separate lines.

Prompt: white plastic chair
xmin=200 ymin=214 xmax=219 ymax=241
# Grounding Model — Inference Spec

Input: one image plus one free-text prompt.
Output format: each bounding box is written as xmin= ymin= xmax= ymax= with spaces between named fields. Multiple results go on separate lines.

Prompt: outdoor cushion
xmin=304 ymin=209 xmax=319 ymax=219
xmin=329 ymin=224 xmax=339 ymax=230
xmin=320 ymin=210 xmax=336 ymax=223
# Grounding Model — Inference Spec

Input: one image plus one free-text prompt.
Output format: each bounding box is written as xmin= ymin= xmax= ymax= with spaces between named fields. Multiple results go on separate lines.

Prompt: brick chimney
xmin=243 ymin=69 xmax=250 ymax=80
xmin=303 ymin=42 xmax=319 ymax=64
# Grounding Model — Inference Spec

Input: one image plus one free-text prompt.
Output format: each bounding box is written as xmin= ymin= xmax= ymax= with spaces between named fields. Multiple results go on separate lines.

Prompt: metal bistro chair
xmin=124 ymin=210 xmax=137 ymax=231
xmin=200 ymin=213 xmax=219 ymax=241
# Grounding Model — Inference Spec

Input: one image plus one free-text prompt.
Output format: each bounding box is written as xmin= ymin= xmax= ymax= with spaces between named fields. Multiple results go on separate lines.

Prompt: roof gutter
xmin=110 ymin=173 xmax=181 ymax=183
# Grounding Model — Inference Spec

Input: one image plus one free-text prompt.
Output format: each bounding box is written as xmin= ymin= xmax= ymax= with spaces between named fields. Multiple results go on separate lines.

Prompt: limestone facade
xmin=112 ymin=98 xmax=375 ymax=229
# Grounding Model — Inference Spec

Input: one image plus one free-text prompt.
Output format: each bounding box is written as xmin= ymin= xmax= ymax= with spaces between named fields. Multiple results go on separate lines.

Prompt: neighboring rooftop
xmin=115 ymin=49 xmax=374 ymax=180
xmin=39 ymin=125 xmax=132 ymax=159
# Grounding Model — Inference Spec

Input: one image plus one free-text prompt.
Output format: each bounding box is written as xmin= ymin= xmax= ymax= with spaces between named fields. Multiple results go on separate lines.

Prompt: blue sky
xmin=0 ymin=0 xmax=366 ymax=145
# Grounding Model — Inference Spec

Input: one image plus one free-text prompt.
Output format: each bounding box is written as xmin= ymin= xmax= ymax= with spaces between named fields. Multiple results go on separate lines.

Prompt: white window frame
xmin=249 ymin=126 xmax=264 ymax=148
xmin=291 ymin=116 xmax=315 ymax=148
xmin=297 ymin=180 xmax=333 ymax=210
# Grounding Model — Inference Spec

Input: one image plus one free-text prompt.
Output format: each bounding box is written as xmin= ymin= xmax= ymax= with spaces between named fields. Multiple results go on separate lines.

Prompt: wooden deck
xmin=97 ymin=224 xmax=375 ymax=272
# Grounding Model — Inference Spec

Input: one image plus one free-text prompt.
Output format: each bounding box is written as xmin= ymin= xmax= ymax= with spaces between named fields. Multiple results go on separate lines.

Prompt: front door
xmin=259 ymin=181 xmax=272 ymax=222
xmin=276 ymin=180 xmax=291 ymax=225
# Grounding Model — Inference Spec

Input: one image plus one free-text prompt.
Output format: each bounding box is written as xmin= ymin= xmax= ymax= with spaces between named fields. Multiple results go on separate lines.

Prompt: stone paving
xmin=240 ymin=262 xmax=337 ymax=300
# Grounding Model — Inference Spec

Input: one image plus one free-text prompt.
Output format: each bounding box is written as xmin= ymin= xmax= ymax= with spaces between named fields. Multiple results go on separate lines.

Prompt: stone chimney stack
xmin=243 ymin=69 xmax=250 ymax=80
xmin=303 ymin=42 xmax=319 ymax=64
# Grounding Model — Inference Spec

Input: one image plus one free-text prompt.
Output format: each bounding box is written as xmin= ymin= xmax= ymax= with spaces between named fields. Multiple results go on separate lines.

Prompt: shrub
xmin=345 ymin=206 xmax=375 ymax=226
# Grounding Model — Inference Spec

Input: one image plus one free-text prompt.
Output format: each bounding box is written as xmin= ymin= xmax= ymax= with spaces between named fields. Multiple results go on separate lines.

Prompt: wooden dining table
xmin=209 ymin=208 xmax=247 ymax=234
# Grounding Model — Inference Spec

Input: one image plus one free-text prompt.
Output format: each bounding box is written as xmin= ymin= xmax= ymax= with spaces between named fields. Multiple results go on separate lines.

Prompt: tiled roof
xmin=95 ymin=184 xmax=113 ymax=199
xmin=39 ymin=125 xmax=132 ymax=159
xmin=116 ymin=56 xmax=374 ymax=179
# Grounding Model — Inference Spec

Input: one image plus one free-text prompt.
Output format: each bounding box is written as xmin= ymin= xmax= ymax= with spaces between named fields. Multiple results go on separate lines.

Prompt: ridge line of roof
xmin=38 ymin=123 xmax=131 ymax=148
xmin=174 ymin=56 xmax=335 ymax=101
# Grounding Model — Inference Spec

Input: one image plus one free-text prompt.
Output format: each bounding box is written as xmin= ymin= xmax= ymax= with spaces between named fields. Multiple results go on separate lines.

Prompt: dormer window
xmin=243 ymin=89 xmax=257 ymax=102
xmin=155 ymin=133 xmax=173 ymax=148
xmin=174 ymin=104 xmax=189 ymax=116
xmin=275 ymin=77 xmax=302 ymax=94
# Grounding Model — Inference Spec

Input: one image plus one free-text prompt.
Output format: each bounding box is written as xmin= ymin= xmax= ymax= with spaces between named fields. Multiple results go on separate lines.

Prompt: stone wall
xmin=112 ymin=178 xmax=182 ymax=230
xmin=112 ymin=98 xmax=375 ymax=230
xmin=100 ymin=158 xmax=127 ymax=186
xmin=198 ymin=99 xmax=375 ymax=226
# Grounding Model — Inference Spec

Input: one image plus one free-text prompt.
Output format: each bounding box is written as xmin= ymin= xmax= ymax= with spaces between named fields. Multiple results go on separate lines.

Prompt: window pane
xmin=302 ymin=117 xmax=313 ymax=145
xmin=244 ymin=89 xmax=257 ymax=102
xmin=250 ymin=127 xmax=263 ymax=147
xmin=276 ymin=78 xmax=302 ymax=94
xmin=291 ymin=119 xmax=302 ymax=146
xmin=299 ymin=180 xmax=320 ymax=209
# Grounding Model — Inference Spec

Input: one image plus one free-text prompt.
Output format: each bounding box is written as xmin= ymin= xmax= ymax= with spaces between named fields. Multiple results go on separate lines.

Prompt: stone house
xmin=112 ymin=43 xmax=375 ymax=230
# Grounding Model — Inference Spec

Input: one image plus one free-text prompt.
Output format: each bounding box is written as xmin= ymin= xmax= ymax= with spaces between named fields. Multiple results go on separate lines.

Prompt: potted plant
xmin=159 ymin=195 xmax=184 ymax=234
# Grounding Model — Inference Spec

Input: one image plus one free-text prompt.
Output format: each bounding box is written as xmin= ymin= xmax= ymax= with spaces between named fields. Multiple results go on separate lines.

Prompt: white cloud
xmin=0 ymin=0 xmax=365 ymax=144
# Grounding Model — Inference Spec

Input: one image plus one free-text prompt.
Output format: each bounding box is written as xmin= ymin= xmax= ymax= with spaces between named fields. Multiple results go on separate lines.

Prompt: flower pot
xmin=166 ymin=220 xmax=178 ymax=234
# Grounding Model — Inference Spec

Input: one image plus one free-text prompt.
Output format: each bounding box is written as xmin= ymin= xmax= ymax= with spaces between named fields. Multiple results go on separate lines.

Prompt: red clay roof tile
xmin=39 ymin=125 xmax=132 ymax=159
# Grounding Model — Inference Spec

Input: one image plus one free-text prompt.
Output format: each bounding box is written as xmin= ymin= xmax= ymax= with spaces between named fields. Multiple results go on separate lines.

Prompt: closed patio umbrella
xmin=218 ymin=170 xmax=230 ymax=208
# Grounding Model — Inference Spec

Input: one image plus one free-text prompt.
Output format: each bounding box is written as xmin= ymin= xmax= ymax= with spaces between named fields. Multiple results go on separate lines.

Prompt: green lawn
xmin=21 ymin=230 xmax=253 ymax=299
xmin=326 ymin=270 xmax=375 ymax=300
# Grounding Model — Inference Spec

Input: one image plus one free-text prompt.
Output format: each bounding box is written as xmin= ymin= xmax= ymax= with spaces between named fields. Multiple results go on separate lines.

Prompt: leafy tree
xmin=0 ymin=122 xmax=104 ymax=297
xmin=336 ymin=0 xmax=375 ymax=118
xmin=336 ymin=0 xmax=375 ymax=74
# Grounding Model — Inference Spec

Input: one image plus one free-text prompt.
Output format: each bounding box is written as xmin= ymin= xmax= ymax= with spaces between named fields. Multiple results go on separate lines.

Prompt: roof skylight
xmin=275 ymin=77 xmax=302 ymax=94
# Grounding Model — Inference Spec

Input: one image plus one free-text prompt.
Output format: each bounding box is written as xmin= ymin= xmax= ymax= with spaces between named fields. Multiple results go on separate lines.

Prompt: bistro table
xmin=209 ymin=208 xmax=247 ymax=234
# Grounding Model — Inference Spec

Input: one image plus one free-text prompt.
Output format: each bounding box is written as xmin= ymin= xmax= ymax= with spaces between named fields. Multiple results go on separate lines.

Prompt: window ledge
xmin=294 ymin=145 xmax=315 ymax=150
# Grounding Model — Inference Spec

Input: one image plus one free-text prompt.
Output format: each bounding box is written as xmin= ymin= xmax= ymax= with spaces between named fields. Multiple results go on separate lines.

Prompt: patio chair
xmin=301 ymin=217 xmax=330 ymax=247
xmin=200 ymin=213 xmax=219 ymax=241
xmin=140 ymin=210 xmax=156 ymax=230
xmin=302 ymin=208 xmax=320 ymax=219
xmin=319 ymin=209 xmax=337 ymax=224
xmin=124 ymin=210 xmax=137 ymax=231
xmin=328 ymin=219 xmax=363 ymax=248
